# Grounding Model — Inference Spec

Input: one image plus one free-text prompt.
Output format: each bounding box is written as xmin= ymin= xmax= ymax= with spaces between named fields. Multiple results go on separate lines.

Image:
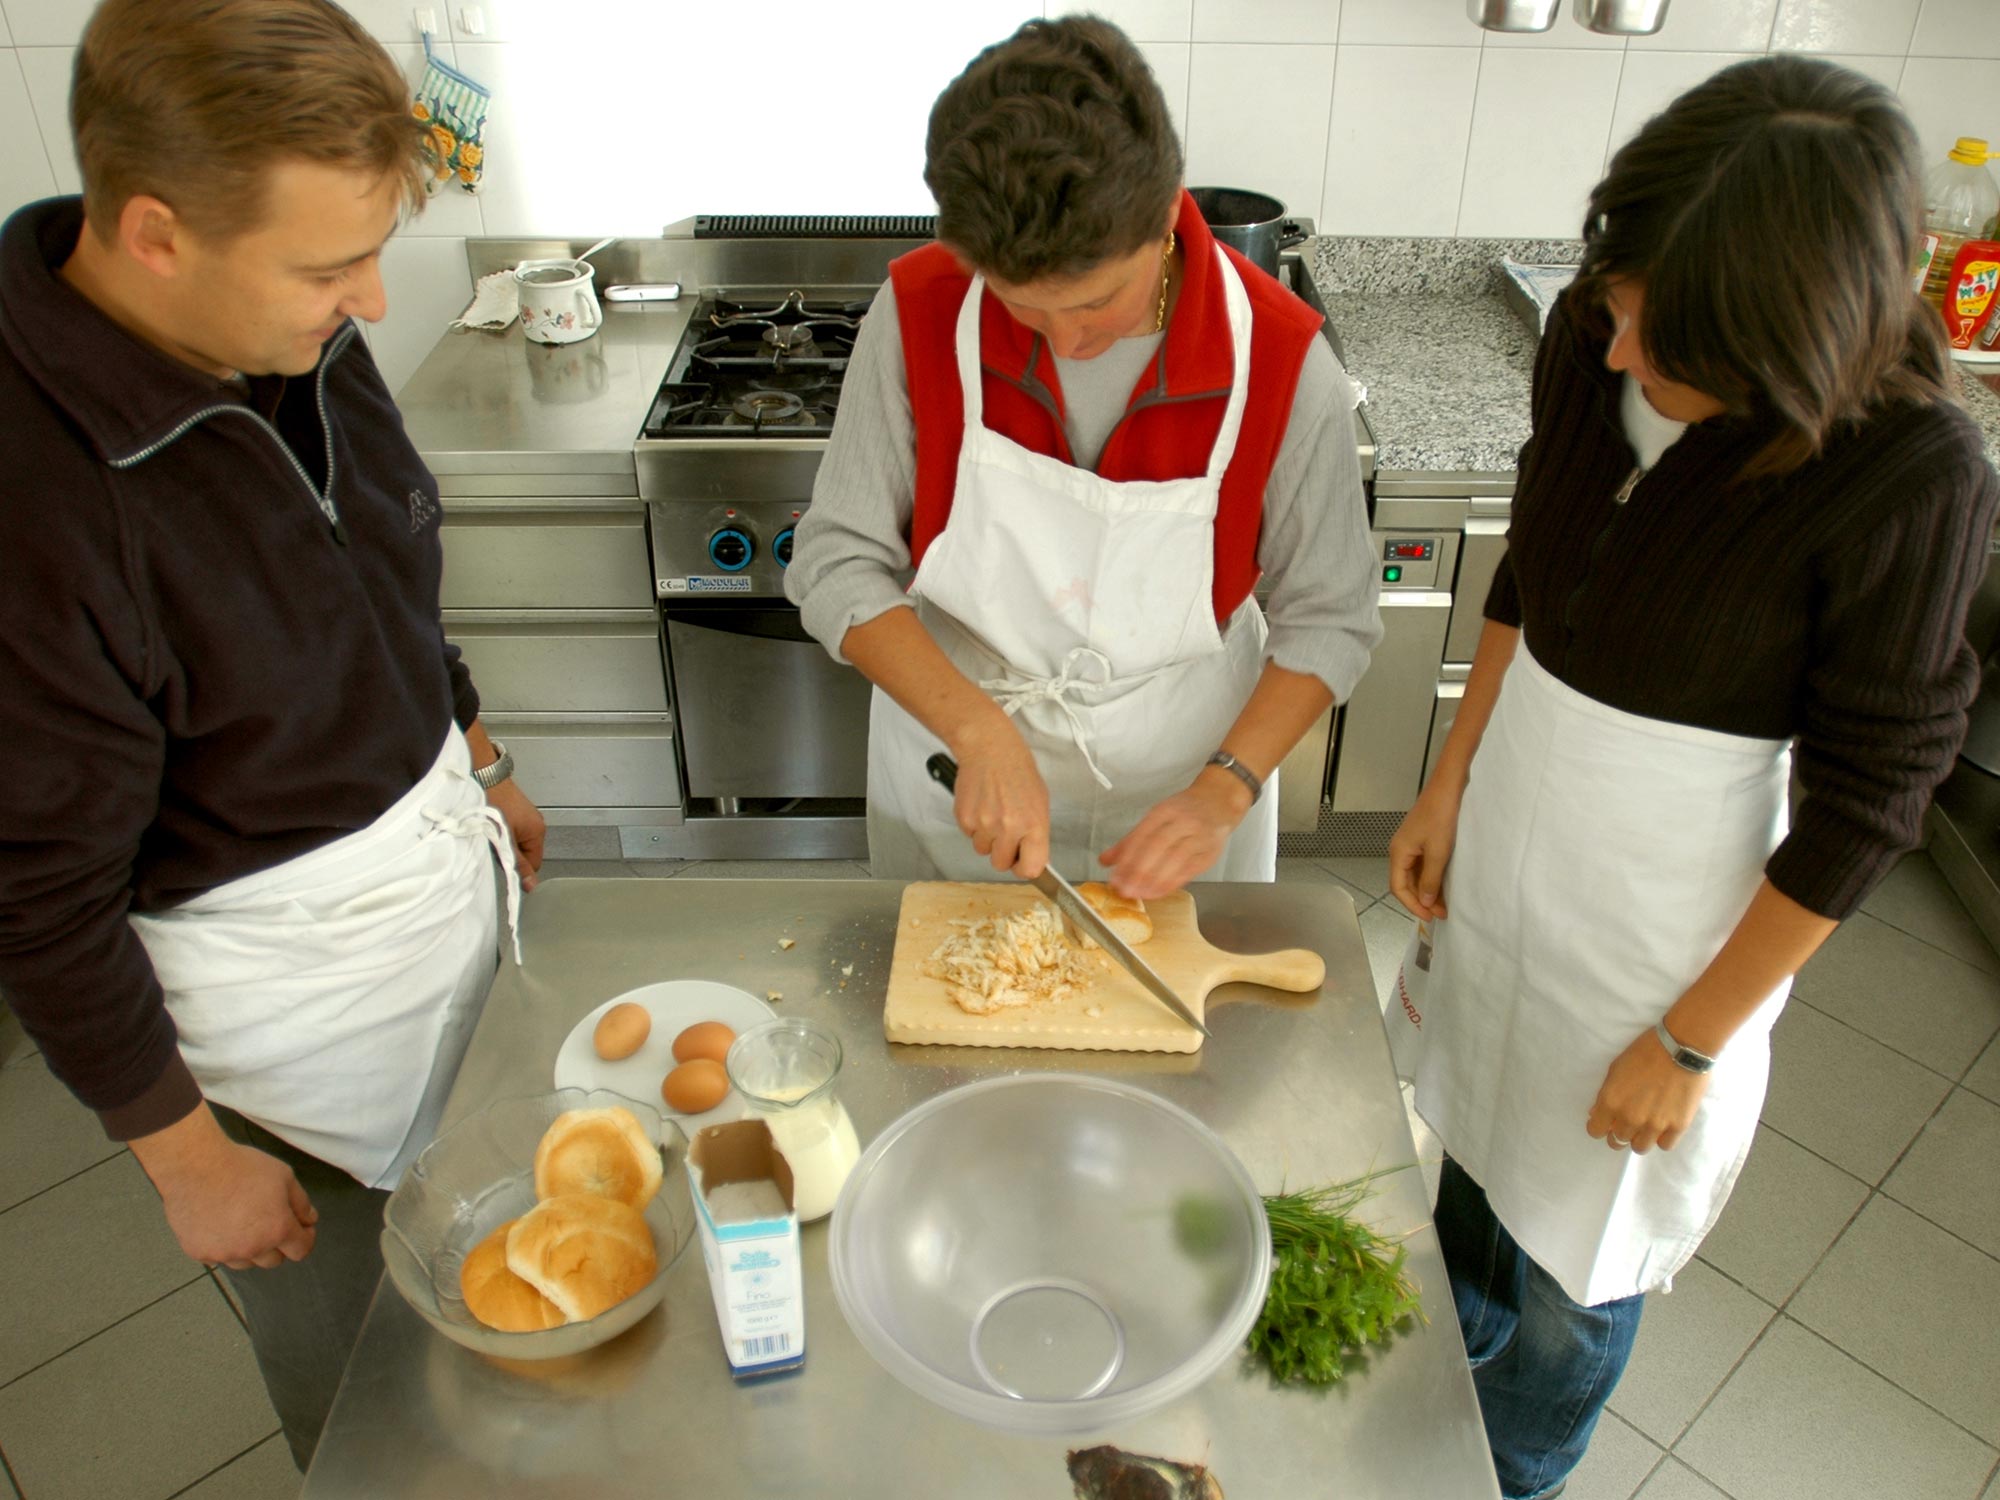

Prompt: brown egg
xmin=593 ymin=1002 xmax=652 ymax=1062
xmin=661 ymin=1058 xmax=730 ymax=1115
xmin=671 ymin=1020 xmax=737 ymax=1067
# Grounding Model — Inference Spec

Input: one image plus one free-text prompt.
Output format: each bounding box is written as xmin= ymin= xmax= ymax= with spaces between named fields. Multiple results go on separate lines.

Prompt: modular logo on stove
xmin=661 ymin=575 xmax=755 ymax=594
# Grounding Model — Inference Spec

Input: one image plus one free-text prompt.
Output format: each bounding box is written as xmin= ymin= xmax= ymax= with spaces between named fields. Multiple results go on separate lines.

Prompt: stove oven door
xmin=662 ymin=602 xmax=871 ymax=800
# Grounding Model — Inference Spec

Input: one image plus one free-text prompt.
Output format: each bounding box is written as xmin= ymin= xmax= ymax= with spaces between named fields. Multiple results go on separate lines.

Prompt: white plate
xmin=552 ymin=981 xmax=776 ymax=1131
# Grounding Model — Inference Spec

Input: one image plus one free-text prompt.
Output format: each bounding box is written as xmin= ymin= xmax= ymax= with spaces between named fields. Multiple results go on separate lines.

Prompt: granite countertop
xmin=1309 ymin=236 xmax=2000 ymax=478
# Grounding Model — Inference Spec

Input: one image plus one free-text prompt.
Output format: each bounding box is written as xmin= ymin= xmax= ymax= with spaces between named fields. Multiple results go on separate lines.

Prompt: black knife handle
xmin=926 ymin=753 xmax=958 ymax=793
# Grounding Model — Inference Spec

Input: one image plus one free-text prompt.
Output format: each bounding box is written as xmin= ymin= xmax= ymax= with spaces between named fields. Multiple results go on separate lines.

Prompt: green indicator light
xmin=1384 ymin=565 xmax=1403 ymax=582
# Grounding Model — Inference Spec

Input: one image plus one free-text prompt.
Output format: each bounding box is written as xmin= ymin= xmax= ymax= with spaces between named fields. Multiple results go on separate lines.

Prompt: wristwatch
xmin=473 ymin=740 xmax=515 ymax=790
xmin=1655 ymin=1018 xmax=1717 ymax=1074
xmin=1205 ymin=750 xmax=1263 ymax=803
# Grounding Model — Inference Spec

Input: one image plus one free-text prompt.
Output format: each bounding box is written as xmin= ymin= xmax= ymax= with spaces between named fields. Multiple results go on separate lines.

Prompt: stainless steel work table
xmin=304 ymin=878 xmax=1500 ymax=1499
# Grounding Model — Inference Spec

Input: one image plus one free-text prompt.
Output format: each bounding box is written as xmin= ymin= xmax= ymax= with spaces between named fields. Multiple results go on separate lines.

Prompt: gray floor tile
xmin=1565 ymin=1410 xmax=1662 ymax=1500
xmin=1884 ymin=1087 xmax=2000 ymax=1257
xmin=1697 ymin=1125 xmax=1869 ymax=1304
xmin=1318 ymin=855 xmax=1392 ymax=900
xmin=1358 ymin=899 xmax=1414 ymax=1010
xmin=1788 ymin=1195 xmax=2000 ymax=1445
xmin=1632 ymin=1460 xmax=1730 ymax=1500
xmin=176 ymin=1434 xmax=299 ymax=1499
xmin=1761 ymin=1001 xmax=1953 ymax=1183
xmin=1 ymin=1460 xmax=14 ymax=1498
xmin=1796 ymin=911 xmax=2000 ymax=1077
xmin=1276 ymin=857 xmax=1344 ymax=887
xmin=0 ymin=1153 xmax=203 ymax=1385
xmin=1678 ymin=1318 xmax=1995 ymax=1500
xmin=0 ymin=1055 xmax=123 ymax=1213
xmin=0 ymin=1280 xmax=278 ymax=1500
xmin=1986 ymin=1462 xmax=1999 ymax=1500
xmin=1607 ymin=1258 xmax=1774 ymax=1446
xmin=676 ymin=859 xmax=871 ymax=879
xmin=1861 ymin=851 xmax=2000 ymax=976
xmin=1966 ymin=1033 xmax=2000 ymax=1105
xmin=533 ymin=859 xmax=637 ymax=879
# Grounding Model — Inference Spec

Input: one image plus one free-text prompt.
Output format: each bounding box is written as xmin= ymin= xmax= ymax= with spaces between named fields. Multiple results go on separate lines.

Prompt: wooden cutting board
xmin=882 ymin=881 xmax=1326 ymax=1054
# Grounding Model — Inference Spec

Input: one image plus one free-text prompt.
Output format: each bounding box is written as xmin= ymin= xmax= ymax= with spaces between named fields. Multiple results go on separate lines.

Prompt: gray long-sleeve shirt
xmin=785 ymin=278 xmax=1382 ymax=702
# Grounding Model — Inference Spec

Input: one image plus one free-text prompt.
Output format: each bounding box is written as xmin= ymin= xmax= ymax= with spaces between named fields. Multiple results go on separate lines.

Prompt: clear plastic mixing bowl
xmin=828 ymin=1074 xmax=1271 ymax=1432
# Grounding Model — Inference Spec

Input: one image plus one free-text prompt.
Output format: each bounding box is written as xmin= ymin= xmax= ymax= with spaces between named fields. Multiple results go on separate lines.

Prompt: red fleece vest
xmin=890 ymin=190 xmax=1324 ymax=623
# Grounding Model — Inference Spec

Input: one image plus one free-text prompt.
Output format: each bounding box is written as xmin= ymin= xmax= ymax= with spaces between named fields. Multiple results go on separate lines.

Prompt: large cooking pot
xmin=1188 ymin=187 xmax=1308 ymax=279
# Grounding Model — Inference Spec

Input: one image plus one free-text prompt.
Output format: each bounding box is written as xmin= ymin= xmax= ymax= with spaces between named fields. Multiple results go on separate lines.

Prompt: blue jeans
xmin=1435 ymin=1156 xmax=1645 ymax=1500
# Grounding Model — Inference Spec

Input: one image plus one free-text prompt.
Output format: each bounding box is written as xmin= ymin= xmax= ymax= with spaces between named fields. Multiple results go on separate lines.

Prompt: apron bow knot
xmin=980 ymin=646 xmax=1117 ymax=790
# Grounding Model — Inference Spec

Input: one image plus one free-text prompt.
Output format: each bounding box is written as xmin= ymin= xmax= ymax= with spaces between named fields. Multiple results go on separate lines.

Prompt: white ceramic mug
xmin=515 ymin=258 xmax=602 ymax=345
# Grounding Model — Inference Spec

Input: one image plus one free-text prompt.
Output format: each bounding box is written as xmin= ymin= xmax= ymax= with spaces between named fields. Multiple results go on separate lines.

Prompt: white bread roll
xmin=533 ymin=1106 xmax=662 ymax=1209
xmin=1074 ymin=881 xmax=1153 ymax=946
xmin=460 ymin=1218 xmax=567 ymax=1332
xmin=505 ymin=1193 xmax=658 ymax=1323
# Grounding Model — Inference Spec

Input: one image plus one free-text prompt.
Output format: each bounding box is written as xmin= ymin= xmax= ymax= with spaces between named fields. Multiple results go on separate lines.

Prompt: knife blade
xmin=924 ymin=753 xmax=1210 ymax=1037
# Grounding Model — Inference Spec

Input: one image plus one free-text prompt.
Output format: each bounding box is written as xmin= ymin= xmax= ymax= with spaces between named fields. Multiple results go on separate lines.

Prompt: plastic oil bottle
xmin=1917 ymin=137 xmax=2000 ymax=311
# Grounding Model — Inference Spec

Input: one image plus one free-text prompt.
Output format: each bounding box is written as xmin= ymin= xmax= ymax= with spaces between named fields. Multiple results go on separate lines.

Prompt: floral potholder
xmin=412 ymin=34 xmax=490 ymax=195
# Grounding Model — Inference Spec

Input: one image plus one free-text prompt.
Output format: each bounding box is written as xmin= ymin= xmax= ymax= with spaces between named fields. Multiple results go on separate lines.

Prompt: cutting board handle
xmin=1202 ymin=946 xmax=1326 ymax=994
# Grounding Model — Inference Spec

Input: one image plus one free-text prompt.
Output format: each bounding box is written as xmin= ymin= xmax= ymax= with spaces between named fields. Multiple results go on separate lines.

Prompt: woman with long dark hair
xmin=1387 ymin=56 xmax=1997 ymax=1500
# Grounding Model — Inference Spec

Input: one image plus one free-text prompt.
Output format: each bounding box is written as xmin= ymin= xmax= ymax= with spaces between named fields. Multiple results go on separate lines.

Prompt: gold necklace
xmin=1154 ymin=229 xmax=1176 ymax=334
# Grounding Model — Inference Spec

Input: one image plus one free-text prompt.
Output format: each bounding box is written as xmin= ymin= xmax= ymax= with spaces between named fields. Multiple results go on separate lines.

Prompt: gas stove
xmin=640 ymin=290 xmax=867 ymax=440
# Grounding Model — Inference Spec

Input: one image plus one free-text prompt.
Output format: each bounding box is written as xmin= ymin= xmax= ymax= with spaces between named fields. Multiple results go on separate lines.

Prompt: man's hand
xmin=487 ymin=778 xmax=546 ymax=893
xmin=951 ymin=717 xmax=1052 ymax=878
xmin=1099 ymin=768 xmax=1252 ymax=901
xmin=1586 ymin=1028 xmax=1710 ymax=1155
xmin=129 ymin=1105 xmax=317 ymax=1270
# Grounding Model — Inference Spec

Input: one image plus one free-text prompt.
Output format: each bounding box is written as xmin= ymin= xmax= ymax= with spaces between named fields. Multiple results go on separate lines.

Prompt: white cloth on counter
xmin=453 ymin=269 xmax=520 ymax=330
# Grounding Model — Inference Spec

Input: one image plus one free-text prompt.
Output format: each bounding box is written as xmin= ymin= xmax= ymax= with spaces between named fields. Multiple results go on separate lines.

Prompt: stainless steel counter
xmin=395 ymin=304 xmax=692 ymax=476
xmin=304 ymin=879 xmax=1499 ymax=1499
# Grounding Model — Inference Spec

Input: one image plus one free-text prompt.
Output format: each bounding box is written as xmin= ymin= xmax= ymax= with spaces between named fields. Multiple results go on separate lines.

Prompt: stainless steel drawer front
xmin=476 ymin=712 xmax=680 ymax=810
xmin=1332 ymin=591 xmax=1454 ymax=814
xmin=441 ymin=509 xmax=654 ymax=609
xmin=443 ymin=611 xmax=668 ymax=713
xmin=1448 ymin=517 xmax=1511 ymax=665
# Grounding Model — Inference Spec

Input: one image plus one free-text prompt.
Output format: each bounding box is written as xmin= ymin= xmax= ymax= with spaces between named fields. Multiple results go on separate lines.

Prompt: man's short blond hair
xmin=72 ymin=0 xmax=429 ymax=242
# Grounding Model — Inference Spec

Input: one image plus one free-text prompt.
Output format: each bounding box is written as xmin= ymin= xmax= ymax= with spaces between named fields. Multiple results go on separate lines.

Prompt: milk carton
xmin=686 ymin=1120 xmax=805 ymax=1379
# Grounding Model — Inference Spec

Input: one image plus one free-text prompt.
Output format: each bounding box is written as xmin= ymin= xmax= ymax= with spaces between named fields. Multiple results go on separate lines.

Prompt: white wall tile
xmin=379 ymin=41 xmax=485 ymax=239
xmin=1607 ymin=50 xmax=1758 ymax=160
xmin=1185 ymin=42 xmax=1338 ymax=221
xmin=1628 ymin=0 xmax=1778 ymax=52
xmin=1483 ymin=9 xmax=1625 ymax=48
xmin=1771 ymin=0 xmax=1921 ymax=54
xmin=372 ymin=235 xmax=472 ymax=395
xmin=1193 ymin=0 xmax=1341 ymax=45
xmin=1823 ymin=53 xmax=1907 ymax=93
xmin=1321 ymin=44 xmax=1478 ymax=234
xmin=1339 ymin=0 xmax=1470 ymax=47
xmin=1064 ymin=0 xmax=1192 ymax=41
xmin=339 ymin=0 xmax=445 ymax=45
xmin=0 ymin=0 xmax=88 ymax=47
xmin=0 ymin=8 xmax=14 ymax=46
xmin=0 ymin=50 xmax=55 ymax=217
xmin=1456 ymin=47 xmax=1622 ymax=235
xmin=1898 ymin=56 xmax=2000 ymax=177
xmin=1910 ymin=0 xmax=2000 ymax=59
xmin=15 ymin=45 xmax=71 ymax=192
xmin=1136 ymin=40 xmax=1191 ymax=143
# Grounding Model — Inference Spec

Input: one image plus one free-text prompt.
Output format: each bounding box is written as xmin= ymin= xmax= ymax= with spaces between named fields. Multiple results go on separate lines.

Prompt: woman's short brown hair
xmin=924 ymin=15 xmax=1183 ymax=285
xmin=72 ymin=0 xmax=430 ymax=242
xmin=1576 ymin=54 xmax=1954 ymax=478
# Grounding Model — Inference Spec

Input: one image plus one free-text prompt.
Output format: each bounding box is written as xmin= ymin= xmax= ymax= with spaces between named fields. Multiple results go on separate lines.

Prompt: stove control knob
xmin=708 ymin=528 xmax=753 ymax=572
xmin=774 ymin=527 xmax=796 ymax=568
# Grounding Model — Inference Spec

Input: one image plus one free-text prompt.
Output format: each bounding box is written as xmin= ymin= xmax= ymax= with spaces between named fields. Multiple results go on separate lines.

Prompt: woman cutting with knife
xmin=1386 ymin=58 xmax=1999 ymax=1500
xmin=786 ymin=15 xmax=1379 ymax=896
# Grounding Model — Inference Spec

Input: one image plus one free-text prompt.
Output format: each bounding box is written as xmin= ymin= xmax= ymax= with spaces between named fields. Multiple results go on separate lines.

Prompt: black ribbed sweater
xmin=1487 ymin=290 xmax=2000 ymax=920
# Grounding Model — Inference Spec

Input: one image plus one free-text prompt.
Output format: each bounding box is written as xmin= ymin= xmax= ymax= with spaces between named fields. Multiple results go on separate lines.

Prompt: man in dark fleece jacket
xmin=0 ymin=0 xmax=546 ymax=1470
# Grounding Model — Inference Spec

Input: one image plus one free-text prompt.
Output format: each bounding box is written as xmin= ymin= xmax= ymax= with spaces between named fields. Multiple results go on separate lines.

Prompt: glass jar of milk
xmin=725 ymin=1019 xmax=862 ymax=1222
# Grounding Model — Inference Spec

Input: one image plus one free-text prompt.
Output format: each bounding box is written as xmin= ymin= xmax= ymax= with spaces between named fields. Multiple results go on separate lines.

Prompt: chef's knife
xmin=924 ymin=753 xmax=1210 ymax=1037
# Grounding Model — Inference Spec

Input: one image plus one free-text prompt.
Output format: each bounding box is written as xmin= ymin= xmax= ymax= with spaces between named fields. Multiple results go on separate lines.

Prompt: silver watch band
xmin=1655 ymin=1018 xmax=1717 ymax=1074
xmin=1205 ymin=750 xmax=1263 ymax=802
xmin=473 ymin=740 xmax=514 ymax=790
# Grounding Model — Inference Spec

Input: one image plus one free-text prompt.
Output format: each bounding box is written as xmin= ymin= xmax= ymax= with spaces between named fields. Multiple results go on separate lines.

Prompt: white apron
xmin=868 ymin=244 xmax=1279 ymax=882
xmin=1388 ymin=647 xmax=1790 ymax=1306
xmin=130 ymin=726 xmax=521 ymax=1188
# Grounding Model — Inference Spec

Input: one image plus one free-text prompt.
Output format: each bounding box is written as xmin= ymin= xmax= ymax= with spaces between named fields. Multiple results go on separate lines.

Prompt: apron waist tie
xmin=423 ymin=782 xmax=523 ymax=966
xmin=980 ymin=646 xmax=1117 ymax=791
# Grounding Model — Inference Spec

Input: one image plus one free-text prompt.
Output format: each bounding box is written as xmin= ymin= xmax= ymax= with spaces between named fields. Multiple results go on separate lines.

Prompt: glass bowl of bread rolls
xmin=381 ymin=1088 xmax=698 ymax=1359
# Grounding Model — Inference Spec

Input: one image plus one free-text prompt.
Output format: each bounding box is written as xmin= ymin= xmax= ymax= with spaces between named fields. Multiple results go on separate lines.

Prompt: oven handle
xmin=661 ymin=604 xmax=822 ymax=646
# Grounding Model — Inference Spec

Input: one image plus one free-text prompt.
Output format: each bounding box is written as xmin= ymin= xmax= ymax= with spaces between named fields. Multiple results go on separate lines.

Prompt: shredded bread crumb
xmin=923 ymin=905 xmax=1101 ymax=1015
